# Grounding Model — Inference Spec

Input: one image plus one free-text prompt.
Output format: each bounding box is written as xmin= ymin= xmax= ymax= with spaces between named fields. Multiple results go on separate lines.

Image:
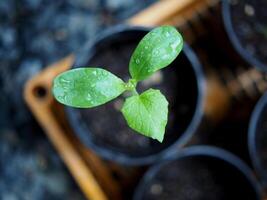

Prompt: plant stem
xmin=132 ymin=88 xmax=139 ymax=96
xmin=125 ymin=78 xmax=138 ymax=95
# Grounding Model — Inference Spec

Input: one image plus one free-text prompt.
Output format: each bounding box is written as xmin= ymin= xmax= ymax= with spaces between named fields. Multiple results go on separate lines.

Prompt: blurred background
xmin=0 ymin=0 xmax=155 ymax=199
xmin=2 ymin=0 xmax=267 ymax=199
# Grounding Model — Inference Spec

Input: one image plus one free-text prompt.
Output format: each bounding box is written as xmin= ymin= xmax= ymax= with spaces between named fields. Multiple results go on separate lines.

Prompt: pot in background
xmin=249 ymin=92 xmax=267 ymax=186
xmin=223 ymin=0 xmax=267 ymax=71
xmin=134 ymin=146 xmax=261 ymax=200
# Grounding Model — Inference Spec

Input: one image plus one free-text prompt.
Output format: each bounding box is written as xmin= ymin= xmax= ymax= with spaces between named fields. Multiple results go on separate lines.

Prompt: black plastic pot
xmin=65 ymin=25 xmax=205 ymax=165
xmin=249 ymin=92 xmax=267 ymax=186
xmin=223 ymin=0 xmax=267 ymax=71
xmin=134 ymin=146 xmax=261 ymax=200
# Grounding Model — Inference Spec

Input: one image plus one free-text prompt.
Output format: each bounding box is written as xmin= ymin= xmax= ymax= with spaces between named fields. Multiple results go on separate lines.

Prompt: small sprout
xmin=53 ymin=26 xmax=183 ymax=142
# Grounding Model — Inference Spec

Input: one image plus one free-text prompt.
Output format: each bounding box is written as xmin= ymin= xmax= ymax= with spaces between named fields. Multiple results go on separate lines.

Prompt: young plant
xmin=53 ymin=26 xmax=183 ymax=142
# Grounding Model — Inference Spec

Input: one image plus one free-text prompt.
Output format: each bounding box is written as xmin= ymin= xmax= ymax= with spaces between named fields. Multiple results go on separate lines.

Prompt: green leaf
xmin=121 ymin=89 xmax=168 ymax=142
xmin=53 ymin=68 xmax=126 ymax=108
xmin=129 ymin=25 xmax=183 ymax=81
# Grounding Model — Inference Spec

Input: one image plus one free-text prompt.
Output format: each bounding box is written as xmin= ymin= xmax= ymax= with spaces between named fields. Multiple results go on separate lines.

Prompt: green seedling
xmin=52 ymin=26 xmax=183 ymax=142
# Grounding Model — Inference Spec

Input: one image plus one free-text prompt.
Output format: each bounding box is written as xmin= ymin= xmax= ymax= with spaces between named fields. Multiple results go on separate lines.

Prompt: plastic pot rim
xmin=222 ymin=0 xmax=267 ymax=72
xmin=134 ymin=145 xmax=262 ymax=200
xmin=249 ymin=92 xmax=267 ymax=185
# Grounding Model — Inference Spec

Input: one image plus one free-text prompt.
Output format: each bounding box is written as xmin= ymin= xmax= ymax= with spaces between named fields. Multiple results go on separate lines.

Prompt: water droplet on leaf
xmin=165 ymin=31 xmax=170 ymax=37
xmin=86 ymin=93 xmax=92 ymax=101
xmin=154 ymin=50 xmax=160 ymax=55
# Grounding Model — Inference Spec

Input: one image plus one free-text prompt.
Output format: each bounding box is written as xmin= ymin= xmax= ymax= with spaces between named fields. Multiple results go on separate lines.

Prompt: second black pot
xmin=134 ymin=146 xmax=261 ymax=200
xmin=223 ymin=0 xmax=267 ymax=71
xmin=249 ymin=92 xmax=267 ymax=186
xmin=65 ymin=25 xmax=205 ymax=165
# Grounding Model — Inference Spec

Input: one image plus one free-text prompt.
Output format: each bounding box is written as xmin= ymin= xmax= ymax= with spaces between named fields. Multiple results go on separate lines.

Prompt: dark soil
xmin=139 ymin=156 xmax=258 ymax=200
xmin=202 ymin=120 xmax=251 ymax=163
xmin=230 ymin=0 xmax=267 ymax=65
xmin=72 ymin=33 xmax=198 ymax=157
xmin=255 ymin=104 xmax=267 ymax=179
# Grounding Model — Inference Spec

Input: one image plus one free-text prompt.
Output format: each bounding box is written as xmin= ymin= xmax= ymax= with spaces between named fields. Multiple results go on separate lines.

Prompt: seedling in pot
xmin=52 ymin=26 xmax=183 ymax=142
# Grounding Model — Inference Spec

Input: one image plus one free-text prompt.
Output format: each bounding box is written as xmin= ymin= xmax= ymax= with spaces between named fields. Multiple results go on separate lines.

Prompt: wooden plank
xmin=24 ymin=56 xmax=112 ymax=200
xmin=128 ymin=0 xmax=197 ymax=26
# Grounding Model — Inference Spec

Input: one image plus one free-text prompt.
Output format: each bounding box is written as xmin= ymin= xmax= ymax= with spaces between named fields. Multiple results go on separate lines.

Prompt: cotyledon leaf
xmin=52 ymin=68 xmax=126 ymax=108
xmin=121 ymin=89 xmax=169 ymax=142
xmin=129 ymin=25 xmax=183 ymax=81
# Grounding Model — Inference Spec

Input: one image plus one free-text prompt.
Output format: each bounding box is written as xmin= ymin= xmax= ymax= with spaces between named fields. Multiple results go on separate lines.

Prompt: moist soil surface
xmin=139 ymin=156 xmax=258 ymax=200
xmin=230 ymin=0 xmax=267 ymax=66
xmin=73 ymin=35 xmax=198 ymax=157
